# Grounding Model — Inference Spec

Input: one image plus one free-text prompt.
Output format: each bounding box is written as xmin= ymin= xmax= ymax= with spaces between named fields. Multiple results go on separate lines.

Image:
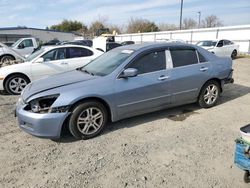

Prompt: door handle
xmin=200 ymin=67 xmax=208 ymax=72
xmin=158 ymin=75 xmax=169 ymax=81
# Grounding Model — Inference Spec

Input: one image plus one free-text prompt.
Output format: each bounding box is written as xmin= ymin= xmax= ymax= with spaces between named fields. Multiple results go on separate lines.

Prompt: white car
xmin=196 ymin=39 xmax=239 ymax=59
xmin=0 ymin=45 xmax=103 ymax=95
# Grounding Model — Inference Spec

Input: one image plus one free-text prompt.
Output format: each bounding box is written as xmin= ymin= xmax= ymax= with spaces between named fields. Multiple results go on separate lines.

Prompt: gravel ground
xmin=0 ymin=58 xmax=250 ymax=188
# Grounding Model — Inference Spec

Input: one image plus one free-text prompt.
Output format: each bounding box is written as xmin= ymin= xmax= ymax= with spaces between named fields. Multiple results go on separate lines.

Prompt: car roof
xmin=42 ymin=44 xmax=93 ymax=51
xmin=115 ymin=42 xmax=198 ymax=51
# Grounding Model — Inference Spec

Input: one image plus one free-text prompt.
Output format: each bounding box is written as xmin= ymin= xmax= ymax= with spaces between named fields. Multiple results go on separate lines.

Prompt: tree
xmin=182 ymin=18 xmax=197 ymax=29
xmin=108 ymin=24 xmax=123 ymax=34
xmin=126 ymin=18 xmax=159 ymax=33
xmin=49 ymin=19 xmax=86 ymax=32
xmin=158 ymin=23 xmax=178 ymax=31
xmin=201 ymin=15 xmax=223 ymax=28
xmin=88 ymin=21 xmax=106 ymax=36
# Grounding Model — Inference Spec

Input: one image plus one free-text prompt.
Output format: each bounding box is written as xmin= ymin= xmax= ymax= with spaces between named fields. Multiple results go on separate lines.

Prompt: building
xmin=0 ymin=27 xmax=80 ymax=44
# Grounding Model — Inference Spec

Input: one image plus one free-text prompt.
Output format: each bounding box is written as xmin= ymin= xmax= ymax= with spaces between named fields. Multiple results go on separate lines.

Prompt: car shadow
xmin=54 ymin=83 xmax=250 ymax=143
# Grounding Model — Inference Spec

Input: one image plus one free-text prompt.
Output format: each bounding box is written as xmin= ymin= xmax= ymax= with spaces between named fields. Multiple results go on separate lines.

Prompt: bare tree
xmin=158 ymin=23 xmax=178 ymax=31
xmin=88 ymin=21 xmax=106 ymax=36
xmin=182 ymin=18 xmax=197 ymax=29
xmin=107 ymin=24 xmax=123 ymax=34
xmin=126 ymin=18 xmax=159 ymax=33
xmin=201 ymin=15 xmax=223 ymax=28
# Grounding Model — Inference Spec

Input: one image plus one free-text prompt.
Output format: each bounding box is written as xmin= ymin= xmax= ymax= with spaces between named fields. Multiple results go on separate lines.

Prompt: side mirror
xmin=18 ymin=43 xmax=25 ymax=49
xmin=120 ymin=68 xmax=138 ymax=78
xmin=35 ymin=57 xmax=44 ymax=63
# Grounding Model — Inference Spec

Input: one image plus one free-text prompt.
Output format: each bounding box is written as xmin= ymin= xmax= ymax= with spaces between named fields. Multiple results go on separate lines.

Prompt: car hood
xmin=22 ymin=70 xmax=97 ymax=101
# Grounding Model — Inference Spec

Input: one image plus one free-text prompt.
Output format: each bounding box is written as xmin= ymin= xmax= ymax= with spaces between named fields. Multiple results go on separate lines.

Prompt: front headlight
xmin=28 ymin=94 xmax=61 ymax=113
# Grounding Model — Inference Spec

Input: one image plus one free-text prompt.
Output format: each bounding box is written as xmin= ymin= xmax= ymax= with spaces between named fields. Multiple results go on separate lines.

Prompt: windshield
xmin=81 ymin=49 xmax=134 ymax=76
xmin=11 ymin=39 xmax=22 ymax=47
xmin=197 ymin=41 xmax=217 ymax=47
xmin=26 ymin=48 xmax=45 ymax=62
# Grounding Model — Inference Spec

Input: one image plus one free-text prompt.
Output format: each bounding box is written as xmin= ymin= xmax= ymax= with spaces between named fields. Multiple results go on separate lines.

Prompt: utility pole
xmin=198 ymin=11 xmax=201 ymax=28
xmin=179 ymin=0 xmax=183 ymax=30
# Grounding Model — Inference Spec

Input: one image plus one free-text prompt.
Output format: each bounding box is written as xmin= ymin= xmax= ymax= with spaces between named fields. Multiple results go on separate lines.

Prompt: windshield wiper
xmin=81 ymin=69 xmax=95 ymax=76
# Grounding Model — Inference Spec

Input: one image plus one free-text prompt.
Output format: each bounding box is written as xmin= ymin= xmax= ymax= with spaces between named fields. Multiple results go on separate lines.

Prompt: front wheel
xmin=231 ymin=50 xmax=237 ymax=59
xmin=198 ymin=81 xmax=220 ymax=108
xmin=68 ymin=101 xmax=108 ymax=139
xmin=5 ymin=74 xmax=29 ymax=95
xmin=0 ymin=55 xmax=15 ymax=67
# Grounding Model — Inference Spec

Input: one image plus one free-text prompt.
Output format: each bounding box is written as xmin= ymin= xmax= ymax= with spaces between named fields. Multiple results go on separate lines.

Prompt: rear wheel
xmin=4 ymin=74 xmax=29 ymax=95
xmin=68 ymin=101 xmax=108 ymax=139
xmin=231 ymin=50 xmax=237 ymax=59
xmin=198 ymin=80 xmax=220 ymax=108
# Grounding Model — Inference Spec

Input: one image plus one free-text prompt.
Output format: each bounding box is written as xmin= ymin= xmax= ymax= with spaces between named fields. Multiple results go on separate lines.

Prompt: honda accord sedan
xmin=16 ymin=43 xmax=234 ymax=139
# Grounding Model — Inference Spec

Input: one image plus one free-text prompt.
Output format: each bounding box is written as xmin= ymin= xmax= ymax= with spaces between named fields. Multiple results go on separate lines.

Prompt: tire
xmin=231 ymin=50 xmax=237 ymax=59
xmin=0 ymin=55 xmax=15 ymax=66
xmin=244 ymin=171 xmax=250 ymax=183
xmin=4 ymin=74 xmax=30 ymax=95
xmin=68 ymin=101 xmax=108 ymax=139
xmin=198 ymin=80 xmax=221 ymax=108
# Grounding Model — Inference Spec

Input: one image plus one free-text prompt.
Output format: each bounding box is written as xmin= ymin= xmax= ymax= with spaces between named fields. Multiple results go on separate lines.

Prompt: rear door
xmin=66 ymin=47 xmax=95 ymax=69
xmin=115 ymin=49 xmax=171 ymax=118
xmin=31 ymin=47 xmax=68 ymax=80
xmin=169 ymin=46 xmax=212 ymax=104
xmin=224 ymin=40 xmax=234 ymax=57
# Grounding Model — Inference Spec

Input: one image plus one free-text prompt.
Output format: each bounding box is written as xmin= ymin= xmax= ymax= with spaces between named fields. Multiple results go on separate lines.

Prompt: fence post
xmin=154 ymin=33 xmax=156 ymax=42
xmin=141 ymin=34 xmax=143 ymax=44
xmin=216 ymin=29 xmax=219 ymax=39
xmin=248 ymin=40 xmax=250 ymax=54
xmin=190 ymin=31 xmax=193 ymax=44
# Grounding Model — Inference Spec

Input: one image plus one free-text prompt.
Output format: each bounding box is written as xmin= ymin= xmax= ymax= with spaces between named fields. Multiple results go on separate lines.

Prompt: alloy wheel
xmin=203 ymin=84 xmax=218 ymax=105
xmin=76 ymin=107 xmax=104 ymax=135
xmin=9 ymin=77 xmax=28 ymax=94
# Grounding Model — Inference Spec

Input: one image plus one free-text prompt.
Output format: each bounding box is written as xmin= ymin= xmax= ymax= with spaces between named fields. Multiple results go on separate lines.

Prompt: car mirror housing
xmin=18 ymin=44 xmax=25 ymax=49
xmin=35 ymin=57 xmax=44 ymax=63
xmin=120 ymin=68 xmax=138 ymax=78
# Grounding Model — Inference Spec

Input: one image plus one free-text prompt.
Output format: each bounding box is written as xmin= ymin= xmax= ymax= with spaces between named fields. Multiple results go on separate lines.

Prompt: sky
xmin=0 ymin=0 xmax=249 ymax=29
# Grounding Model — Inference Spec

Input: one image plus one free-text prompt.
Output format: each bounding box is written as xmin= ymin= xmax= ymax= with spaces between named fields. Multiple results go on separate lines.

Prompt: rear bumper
xmin=16 ymin=104 xmax=70 ymax=139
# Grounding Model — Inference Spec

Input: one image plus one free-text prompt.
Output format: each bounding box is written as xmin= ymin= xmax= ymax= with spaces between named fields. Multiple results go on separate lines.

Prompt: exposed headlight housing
xmin=27 ymin=94 xmax=69 ymax=114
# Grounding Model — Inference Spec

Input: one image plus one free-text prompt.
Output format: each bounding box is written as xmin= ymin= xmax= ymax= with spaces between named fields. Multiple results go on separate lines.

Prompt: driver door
xmin=214 ymin=40 xmax=226 ymax=57
xmin=31 ymin=48 xmax=69 ymax=80
xmin=115 ymin=49 xmax=171 ymax=119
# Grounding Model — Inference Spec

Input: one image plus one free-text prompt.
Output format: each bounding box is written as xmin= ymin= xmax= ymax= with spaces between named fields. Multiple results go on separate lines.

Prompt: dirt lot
xmin=0 ymin=58 xmax=250 ymax=188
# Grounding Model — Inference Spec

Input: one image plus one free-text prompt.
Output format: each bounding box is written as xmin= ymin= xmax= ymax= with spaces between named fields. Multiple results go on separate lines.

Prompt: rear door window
xmin=170 ymin=48 xmax=198 ymax=68
xmin=128 ymin=50 xmax=166 ymax=74
xmin=67 ymin=47 xmax=93 ymax=58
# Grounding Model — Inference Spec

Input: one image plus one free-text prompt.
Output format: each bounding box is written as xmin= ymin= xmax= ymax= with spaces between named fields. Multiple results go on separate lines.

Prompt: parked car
xmin=15 ymin=43 xmax=234 ymax=139
xmin=11 ymin=37 xmax=39 ymax=56
xmin=63 ymin=40 xmax=93 ymax=47
xmin=0 ymin=37 xmax=38 ymax=64
xmin=121 ymin=41 xmax=135 ymax=46
xmin=196 ymin=39 xmax=239 ymax=59
xmin=93 ymin=36 xmax=121 ymax=52
xmin=0 ymin=45 xmax=103 ymax=95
